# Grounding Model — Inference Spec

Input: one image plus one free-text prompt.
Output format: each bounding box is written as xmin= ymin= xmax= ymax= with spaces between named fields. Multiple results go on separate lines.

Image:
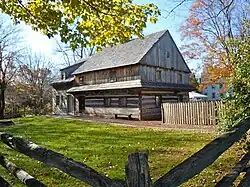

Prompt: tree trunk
xmin=0 ymin=84 xmax=5 ymax=119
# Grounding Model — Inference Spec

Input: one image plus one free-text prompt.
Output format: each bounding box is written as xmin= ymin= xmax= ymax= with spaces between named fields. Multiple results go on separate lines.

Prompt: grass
xmin=0 ymin=117 xmax=244 ymax=187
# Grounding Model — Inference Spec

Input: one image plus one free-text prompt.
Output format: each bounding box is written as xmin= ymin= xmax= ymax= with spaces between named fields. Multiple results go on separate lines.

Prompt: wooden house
xmin=51 ymin=30 xmax=195 ymax=120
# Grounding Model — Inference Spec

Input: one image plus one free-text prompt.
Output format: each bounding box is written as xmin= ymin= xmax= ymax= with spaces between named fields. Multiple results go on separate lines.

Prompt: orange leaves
xmin=180 ymin=0 xmax=244 ymax=88
xmin=192 ymin=0 xmax=207 ymax=9
xmin=200 ymin=61 xmax=231 ymax=93
xmin=190 ymin=19 xmax=201 ymax=26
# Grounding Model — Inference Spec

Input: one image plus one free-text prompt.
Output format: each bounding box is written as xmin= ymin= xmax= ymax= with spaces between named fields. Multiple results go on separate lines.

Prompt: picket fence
xmin=162 ymin=101 xmax=224 ymax=126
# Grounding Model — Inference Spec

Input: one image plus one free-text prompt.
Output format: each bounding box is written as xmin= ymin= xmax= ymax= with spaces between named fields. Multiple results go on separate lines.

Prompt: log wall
xmin=75 ymin=65 xmax=140 ymax=85
xmin=84 ymin=95 xmax=140 ymax=119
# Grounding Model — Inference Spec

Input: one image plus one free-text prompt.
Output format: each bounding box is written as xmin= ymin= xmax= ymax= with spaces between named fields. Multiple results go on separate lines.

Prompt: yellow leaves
xmin=0 ymin=0 xmax=160 ymax=49
xmin=149 ymin=17 xmax=157 ymax=24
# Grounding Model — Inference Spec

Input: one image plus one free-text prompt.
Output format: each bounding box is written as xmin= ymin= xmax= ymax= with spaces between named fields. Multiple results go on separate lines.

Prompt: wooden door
xmin=79 ymin=96 xmax=85 ymax=113
xmin=67 ymin=95 xmax=73 ymax=113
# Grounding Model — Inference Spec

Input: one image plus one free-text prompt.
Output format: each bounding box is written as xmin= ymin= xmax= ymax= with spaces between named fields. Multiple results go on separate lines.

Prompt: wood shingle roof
xmin=73 ymin=30 xmax=167 ymax=74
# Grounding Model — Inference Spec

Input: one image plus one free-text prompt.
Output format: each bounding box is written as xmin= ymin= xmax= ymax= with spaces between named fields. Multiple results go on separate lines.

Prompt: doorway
xmin=78 ymin=96 xmax=85 ymax=113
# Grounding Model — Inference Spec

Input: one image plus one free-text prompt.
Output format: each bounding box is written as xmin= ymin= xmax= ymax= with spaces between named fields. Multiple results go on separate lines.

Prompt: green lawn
xmin=0 ymin=117 xmax=244 ymax=186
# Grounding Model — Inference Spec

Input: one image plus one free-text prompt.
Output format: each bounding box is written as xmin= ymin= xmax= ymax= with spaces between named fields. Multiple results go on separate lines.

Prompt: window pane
xmin=61 ymin=95 xmax=64 ymax=106
xmin=104 ymin=98 xmax=111 ymax=106
xmin=156 ymin=70 xmax=161 ymax=82
xmin=79 ymin=76 xmax=84 ymax=85
xmin=178 ymin=73 xmax=182 ymax=83
xmin=167 ymin=51 xmax=170 ymax=58
xmin=110 ymin=71 xmax=117 ymax=82
xmin=56 ymin=96 xmax=60 ymax=106
xmin=119 ymin=97 xmax=127 ymax=107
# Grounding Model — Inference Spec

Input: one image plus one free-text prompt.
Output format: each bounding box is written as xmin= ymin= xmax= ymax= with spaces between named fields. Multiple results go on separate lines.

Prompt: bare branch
xmin=163 ymin=0 xmax=188 ymax=19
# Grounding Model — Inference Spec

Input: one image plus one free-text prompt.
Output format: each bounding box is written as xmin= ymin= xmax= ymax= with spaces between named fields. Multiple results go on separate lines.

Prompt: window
xmin=61 ymin=72 xmax=65 ymax=80
xmin=110 ymin=71 xmax=117 ymax=82
xmin=178 ymin=95 xmax=183 ymax=102
xmin=156 ymin=70 xmax=162 ymax=82
xmin=167 ymin=51 xmax=170 ymax=58
xmin=119 ymin=97 xmax=127 ymax=107
xmin=79 ymin=76 xmax=84 ymax=85
xmin=61 ymin=95 xmax=64 ymax=105
xmin=178 ymin=73 xmax=183 ymax=83
xmin=155 ymin=96 xmax=162 ymax=107
xmin=56 ymin=96 xmax=60 ymax=106
xmin=212 ymin=93 xmax=216 ymax=98
xmin=104 ymin=98 xmax=111 ymax=107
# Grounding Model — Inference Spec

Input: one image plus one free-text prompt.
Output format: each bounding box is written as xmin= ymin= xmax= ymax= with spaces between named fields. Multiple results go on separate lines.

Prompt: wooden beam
xmin=215 ymin=152 xmax=250 ymax=187
xmin=153 ymin=118 xmax=250 ymax=187
xmin=0 ymin=133 xmax=125 ymax=187
xmin=0 ymin=175 xmax=10 ymax=187
xmin=125 ymin=152 xmax=152 ymax=187
xmin=0 ymin=154 xmax=46 ymax=187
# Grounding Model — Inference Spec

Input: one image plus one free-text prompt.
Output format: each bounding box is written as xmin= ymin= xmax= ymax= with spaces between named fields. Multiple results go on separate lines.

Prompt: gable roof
xmin=60 ymin=59 xmax=86 ymax=72
xmin=73 ymin=30 xmax=167 ymax=75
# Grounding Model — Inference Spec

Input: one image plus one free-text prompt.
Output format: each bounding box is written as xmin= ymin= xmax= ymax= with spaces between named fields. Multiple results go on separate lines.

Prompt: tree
xmin=190 ymin=73 xmax=200 ymax=91
xmin=219 ymin=37 xmax=250 ymax=131
xmin=0 ymin=18 xmax=23 ymax=118
xmin=217 ymin=18 xmax=250 ymax=131
xmin=0 ymin=1 xmax=160 ymax=50
xmin=55 ymin=40 xmax=95 ymax=66
xmin=17 ymin=52 xmax=54 ymax=115
xmin=181 ymin=0 xmax=250 ymax=87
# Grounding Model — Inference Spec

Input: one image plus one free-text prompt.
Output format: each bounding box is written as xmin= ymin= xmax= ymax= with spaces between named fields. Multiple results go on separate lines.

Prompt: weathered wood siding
xmin=140 ymin=95 xmax=161 ymax=120
xmin=75 ymin=65 xmax=140 ymax=85
xmin=139 ymin=65 xmax=189 ymax=84
xmin=139 ymin=31 xmax=190 ymax=83
xmin=85 ymin=107 xmax=140 ymax=118
xmin=84 ymin=95 xmax=140 ymax=119
xmin=140 ymin=91 xmax=189 ymax=120
xmin=140 ymin=31 xmax=189 ymax=71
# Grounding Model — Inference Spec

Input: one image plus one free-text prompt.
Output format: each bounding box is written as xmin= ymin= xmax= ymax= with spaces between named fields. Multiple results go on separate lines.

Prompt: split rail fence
xmin=162 ymin=101 xmax=224 ymax=126
xmin=0 ymin=118 xmax=250 ymax=187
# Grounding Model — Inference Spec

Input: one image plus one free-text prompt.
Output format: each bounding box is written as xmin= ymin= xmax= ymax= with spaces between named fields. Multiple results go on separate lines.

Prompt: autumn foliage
xmin=181 ymin=0 xmax=249 ymax=90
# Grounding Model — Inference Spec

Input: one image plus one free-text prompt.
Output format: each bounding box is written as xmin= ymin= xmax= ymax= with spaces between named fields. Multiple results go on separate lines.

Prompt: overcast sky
xmin=2 ymin=0 xmax=198 ymax=71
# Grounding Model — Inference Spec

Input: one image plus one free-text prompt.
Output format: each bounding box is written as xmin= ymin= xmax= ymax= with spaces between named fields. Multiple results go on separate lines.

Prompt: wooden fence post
xmin=0 ymin=154 xmax=46 ymax=187
xmin=125 ymin=152 xmax=152 ymax=187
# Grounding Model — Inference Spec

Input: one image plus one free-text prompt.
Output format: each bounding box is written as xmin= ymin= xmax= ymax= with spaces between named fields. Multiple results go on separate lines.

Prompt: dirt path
xmin=52 ymin=115 xmax=216 ymax=133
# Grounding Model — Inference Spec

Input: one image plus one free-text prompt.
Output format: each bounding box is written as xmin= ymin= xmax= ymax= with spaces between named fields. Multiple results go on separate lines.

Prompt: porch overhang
xmin=67 ymin=80 xmax=142 ymax=93
xmin=67 ymin=80 xmax=195 ymax=94
xmin=51 ymin=77 xmax=74 ymax=86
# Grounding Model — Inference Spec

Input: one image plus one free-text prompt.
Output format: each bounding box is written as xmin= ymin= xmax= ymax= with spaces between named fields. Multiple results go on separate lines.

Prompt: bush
xmin=218 ymin=38 xmax=250 ymax=131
